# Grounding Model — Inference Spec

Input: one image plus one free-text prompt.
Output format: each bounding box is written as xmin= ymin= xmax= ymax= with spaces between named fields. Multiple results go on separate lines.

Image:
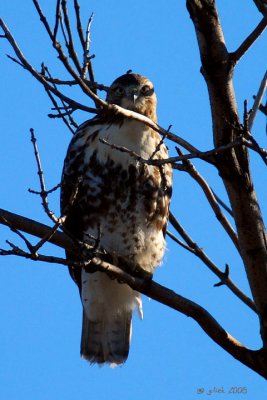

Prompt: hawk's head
xmin=106 ymin=73 xmax=157 ymax=122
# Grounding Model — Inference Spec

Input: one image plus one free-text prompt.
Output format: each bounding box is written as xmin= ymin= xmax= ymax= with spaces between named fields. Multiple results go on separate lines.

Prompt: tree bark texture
xmin=186 ymin=0 xmax=267 ymax=346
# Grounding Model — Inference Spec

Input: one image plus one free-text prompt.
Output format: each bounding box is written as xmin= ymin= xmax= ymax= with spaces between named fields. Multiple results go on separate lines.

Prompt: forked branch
xmin=0 ymin=207 xmax=265 ymax=378
xmin=186 ymin=0 xmax=267 ymax=347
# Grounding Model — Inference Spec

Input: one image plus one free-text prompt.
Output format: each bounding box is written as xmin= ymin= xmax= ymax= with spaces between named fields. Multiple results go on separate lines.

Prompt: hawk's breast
xmin=62 ymin=117 xmax=172 ymax=273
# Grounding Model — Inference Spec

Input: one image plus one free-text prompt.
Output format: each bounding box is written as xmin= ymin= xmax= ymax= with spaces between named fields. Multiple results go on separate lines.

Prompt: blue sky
xmin=0 ymin=1 xmax=267 ymax=399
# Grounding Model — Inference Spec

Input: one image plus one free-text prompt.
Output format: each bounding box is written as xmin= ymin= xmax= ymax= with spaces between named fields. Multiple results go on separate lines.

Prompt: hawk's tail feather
xmin=81 ymin=310 xmax=132 ymax=366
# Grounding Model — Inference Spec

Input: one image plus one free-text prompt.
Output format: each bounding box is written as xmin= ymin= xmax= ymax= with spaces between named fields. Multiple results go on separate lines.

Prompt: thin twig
xmin=82 ymin=13 xmax=95 ymax=84
xmin=31 ymin=1 xmax=103 ymax=106
xmin=6 ymin=54 xmax=25 ymax=68
xmin=168 ymin=212 xmax=256 ymax=312
xmin=100 ymin=136 xmax=246 ymax=166
xmin=231 ymin=16 xmax=267 ymax=62
xmin=41 ymin=76 xmax=106 ymax=91
xmin=176 ymin=147 xmax=240 ymax=252
xmin=243 ymin=133 xmax=267 ymax=165
xmin=211 ymin=190 xmax=233 ymax=217
xmin=1 ymin=17 xmax=201 ymax=155
xmin=53 ymin=0 xmax=61 ymax=40
xmin=0 ymin=17 xmax=98 ymax=114
xmin=257 ymin=99 xmax=267 ymax=116
xmin=61 ymin=0 xmax=83 ymax=75
xmin=58 ymin=8 xmax=69 ymax=48
xmin=0 ymin=215 xmax=34 ymax=253
xmin=43 ymin=85 xmax=77 ymax=132
xmin=29 ymin=183 xmax=61 ymax=196
xmin=41 ymin=63 xmax=78 ymax=132
xmin=29 ymin=129 xmax=59 ymax=223
xmin=33 ymin=220 xmax=62 ymax=253
xmin=248 ymin=70 xmax=267 ymax=131
xmin=74 ymin=0 xmax=85 ymax=48
xmin=243 ymin=100 xmax=267 ymax=165
xmin=0 ymin=208 xmax=73 ymax=251
xmin=149 ymin=130 xmax=168 ymax=160
xmin=32 ymin=0 xmax=54 ymax=42
xmin=166 ymin=230 xmax=194 ymax=252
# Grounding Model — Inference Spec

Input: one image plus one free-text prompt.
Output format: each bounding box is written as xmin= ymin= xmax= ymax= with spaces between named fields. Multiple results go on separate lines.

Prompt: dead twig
xmin=61 ymin=0 xmax=83 ymax=75
xmin=211 ymin=190 xmax=233 ymax=217
xmin=29 ymin=129 xmax=59 ymax=223
xmin=0 ymin=17 xmax=201 ymax=155
xmin=41 ymin=63 xmax=78 ymax=132
xmin=168 ymin=212 xmax=256 ymax=313
xmin=0 ymin=17 xmax=98 ymax=114
xmin=149 ymin=125 xmax=171 ymax=160
xmin=32 ymin=0 xmax=103 ymax=106
xmin=231 ymin=17 xmax=267 ymax=63
xmin=82 ymin=13 xmax=95 ymax=86
xmin=248 ymin=70 xmax=267 ymax=131
xmin=53 ymin=0 xmax=61 ymax=40
xmin=176 ymin=147 xmax=240 ymax=252
xmin=243 ymin=100 xmax=267 ymax=165
xmin=166 ymin=230 xmax=194 ymax=252
xmin=74 ymin=0 xmax=85 ymax=48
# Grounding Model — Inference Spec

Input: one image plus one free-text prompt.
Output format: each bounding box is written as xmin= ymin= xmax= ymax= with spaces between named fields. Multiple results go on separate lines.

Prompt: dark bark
xmin=1 ymin=207 xmax=267 ymax=378
xmin=186 ymin=0 xmax=267 ymax=347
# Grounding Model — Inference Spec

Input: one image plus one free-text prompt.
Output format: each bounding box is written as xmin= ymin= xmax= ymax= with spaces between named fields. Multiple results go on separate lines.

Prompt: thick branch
xmin=0 ymin=207 xmax=266 ymax=377
xmin=253 ymin=0 xmax=267 ymax=16
xmin=187 ymin=0 xmax=267 ymax=347
xmin=0 ymin=208 xmax=73 ymax=251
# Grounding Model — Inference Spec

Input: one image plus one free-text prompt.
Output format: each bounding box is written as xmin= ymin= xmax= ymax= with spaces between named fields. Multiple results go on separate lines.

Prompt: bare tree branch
xmin=0 ymin=17 xmax=203 ymax=155
xmin=0 ymin=17 xmax=98 ymax=114
xmin=82 ymin=13 xmax=95 ymax=83
xmin=61 ymin=0 xmax=83 ymax=75
xmin=211 ymin=190 xmax=233 ymax=217
xmin=187 ymin=0 xmax=267 ymax=347
xmin=248 ymin=70 xmax=267 ymax=131
xmin=257 ymin=100 xmax=267 ymax=116
xmin=231 ymin=16 xmax=267 ymax=63
xmin=74 ymin=0 xmax=85 ymax=47
xmin=175 ymin=147 xmax=240 ymax=251
xmin=253 ymin=0 xmax=267 ymax=16
xmin=53 ymin=0 xmax=61 ymax=40
xmin=41 ymin=64 xmax=78 ymax=133
xmin=0 ymin=207 xmax=265 ymax=378
xmin=28 ymin=128 xmax=60 ymax=223
xmin=32 ymin=0 xmax=103 ymax=107
xmin=169 ymin=212 xmax=256 ymax=313
xmin=1 ymin=0 xmax=267 ymax=379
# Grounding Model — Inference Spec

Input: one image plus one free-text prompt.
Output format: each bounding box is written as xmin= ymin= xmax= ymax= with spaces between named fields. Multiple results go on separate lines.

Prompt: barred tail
xmin=80 ymin=309 xmax=132 ymax=366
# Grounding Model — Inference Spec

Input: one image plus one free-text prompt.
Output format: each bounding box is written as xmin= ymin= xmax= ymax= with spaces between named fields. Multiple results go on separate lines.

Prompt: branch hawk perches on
xmin=61 ymin=73 xmax=172 ymax=366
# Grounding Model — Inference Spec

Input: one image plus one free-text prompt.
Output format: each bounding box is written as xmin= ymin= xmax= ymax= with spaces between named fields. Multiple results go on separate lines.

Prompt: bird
xmin=60 ymin=72 xmax=172 ymax=366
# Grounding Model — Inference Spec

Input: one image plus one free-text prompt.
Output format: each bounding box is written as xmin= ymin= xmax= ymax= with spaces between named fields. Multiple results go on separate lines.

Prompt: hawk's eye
xmin=140 ymin=85 xmax=152 ymax=95
xmin=113 ymin=86 xmax=125 ymax=96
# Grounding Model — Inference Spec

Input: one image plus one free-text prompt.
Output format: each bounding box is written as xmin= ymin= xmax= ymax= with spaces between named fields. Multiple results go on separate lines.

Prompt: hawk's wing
xmin=60 ymin=116 xmax=104 ymax=289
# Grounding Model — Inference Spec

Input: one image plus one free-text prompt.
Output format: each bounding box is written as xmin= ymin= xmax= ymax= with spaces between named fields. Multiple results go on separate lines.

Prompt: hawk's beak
xmin=133 ymin=93 xmax=138 ymax=103
xmin=127 ymin=88 xmax=139 ymax=103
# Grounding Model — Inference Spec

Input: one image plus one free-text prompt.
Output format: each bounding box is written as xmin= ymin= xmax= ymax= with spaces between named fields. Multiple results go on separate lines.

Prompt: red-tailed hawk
xmin=61 ymin=73 xmax=172 ymax=366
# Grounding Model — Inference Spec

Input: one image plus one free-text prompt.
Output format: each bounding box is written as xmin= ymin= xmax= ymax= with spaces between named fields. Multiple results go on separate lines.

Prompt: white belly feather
xmin=78 ymin=119 xmax=169 ymax=331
